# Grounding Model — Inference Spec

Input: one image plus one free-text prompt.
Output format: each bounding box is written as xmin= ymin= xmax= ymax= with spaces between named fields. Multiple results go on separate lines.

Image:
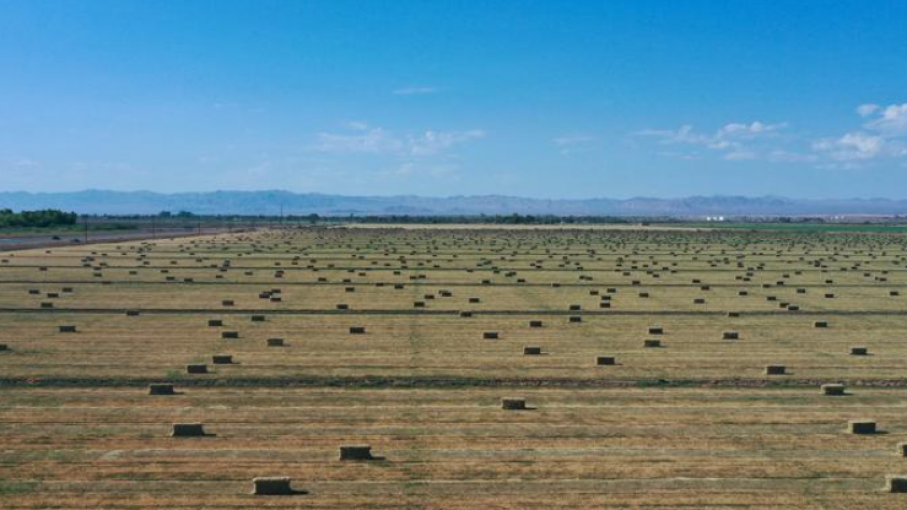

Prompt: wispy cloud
xmin=408 ymin=129 xmax=485 ymax=156
xmin=865 ymin=102 xmax=907 ymax=135
xmin=635 ymin=121 xmax=786 ymax=160
xmin=634 ymin=107 xmax=907 ymax=169
xmin=313 ymin=125 xmax=404 ymax=154
xmin=857 ymin=104 xmax=880 ymax=117
xmin=552 ymin=134 xmax=595 ymax=154
xmin=393 ymin=86 xmax=439 ymax=96
xmin=312 ymin=122 xmax=484 ymax=157
xmin=10 ymin=157 xmax=40 ymax=168
xmin=812 ymin=132 xmax=886 ymax=161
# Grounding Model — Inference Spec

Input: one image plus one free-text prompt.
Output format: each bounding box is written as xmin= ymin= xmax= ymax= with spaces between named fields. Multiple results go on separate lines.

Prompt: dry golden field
xmin=4 ymin=226 xmax=907 ymax=509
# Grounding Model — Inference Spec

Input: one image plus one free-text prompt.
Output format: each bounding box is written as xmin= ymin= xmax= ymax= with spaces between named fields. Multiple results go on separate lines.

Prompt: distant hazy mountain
xmin=1 ymin=190 xmax=907 ymax=217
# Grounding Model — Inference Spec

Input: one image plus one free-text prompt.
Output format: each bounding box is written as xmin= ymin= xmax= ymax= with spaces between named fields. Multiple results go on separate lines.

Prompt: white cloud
xmin=723 ymin=150 xmax=756 ymax=161
xmin=393 ymin=86 xmax=439 ymax=96
xmin=808 ymin=100 xmax=907 ymax=166
xmin=377 ymin=162 xmax=461 ymax=182
xmin=312 ymin=123 xmax=484 ymax=157
xmin=314 ymin=126 xmax=404 ymax=154
xmin=635 ymin=121 xmax=786 ymax=160
xmin=636 ymin=101 xmax=907 ymax=168
xmin=812 ymin=132 xmax=886 ymax=161
xmin=408 ymin=129 xmax=485 ymax=156
xmin=553 ymin=134 xmax=595 ymax=146
xmin=552 ymin=134 xmax=595 ymax=154
xmin=865 ymin=102 xmax=907 ymax=135
xmin=12 ymin=158 xmax=40 ymax=168
xmin=857 ymin=104 xmax=880 ymax=117
xmin=718 ymin=121 xmax=786 ymax=137
xmin=767 ymin=150 xmax=818 ymax=163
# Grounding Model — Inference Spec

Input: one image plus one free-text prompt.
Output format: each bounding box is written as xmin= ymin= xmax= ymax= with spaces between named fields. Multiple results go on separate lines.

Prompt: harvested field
xmin=3 ymin=226 xmax=907 ymax=508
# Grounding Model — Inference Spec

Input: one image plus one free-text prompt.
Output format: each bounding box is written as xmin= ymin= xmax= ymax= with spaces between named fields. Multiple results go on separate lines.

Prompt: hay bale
xmin=212 ymin=354 xmax=233 ymax=364
xmin=349 ymin=326 xmax=366 ymax=334
xmin=40 ymin=302 xmax=54 ymax=309
xmin=723 ymin=331 xmax=739 ymax=340
xmin=822 ymin=383 xmax=846 ymax=396
xmin=0 ymin=343 xmax=8 ymax=352
xmin=851 ymin=346 xmax=869 ymax=356
xmin=459 ymin=311 xmax=473 ymax=318
xmin=58 ymin=325 xmax=77 ymax=333
xmin=727 ymin=312 xmax=740 ymax=318
xmin=569 ymin=316 xmax=582 ymax=323
xmin=222 ymin=300 xmax=235 ymax=306
xmin=148 ymin=383 xmax=175 ymax=395
xmin=483 ymin=331 xmax=499 ymax=340
xmin=569 ymin=304 xmax=582 ymax=311
xmin=186 ymin=364 xmax=208 ymax=374
xmin=221 ymin=331 xmax=239 ymax=339
xmin=501 ymin=398 xmax=528 ymax=410
xmin=171 ymin=423 xmax=210 ymax=437
xmin=848 ymin=419 xmax=877 ymax=434
xmin=523 ymin=346 xmax=542 ymax=355
xmin=267 ymin=338 xmax=284 ymax=347
xmin=897 ymin=443 xmax=907 ymax=457
xmin=764 ymin=365 xmax=786 ymax=375
xmin=596 ymin=356 xmax=616 ymax=366
xmin=208 ymin=319 xmax=223 ymax=327
xmin=815 ymin=321 xmax=829 ymax=328
xmin=648 ymin=327 xmax=663 ymax=335
xmin=468 ymin=297 xmax=481 ymax=303
xmin=339 ymin=445 xmax=375 ymax=461
xmin=126 ymin=310 xmax=140 ymax=317
xmin=251 ymin=315 xmax=266 ymax=322
xmin=644 ymin=339 xmax=661 ymax=348
xmin=252 ymin=476 xmax=300 ymax=496
xmin=413 ymin=301 xmax=425 ymax=308
xmin=529 ymin=320 xmax=543 ymax=328
xmin=886 ymin=476 xmax=907 ymax=493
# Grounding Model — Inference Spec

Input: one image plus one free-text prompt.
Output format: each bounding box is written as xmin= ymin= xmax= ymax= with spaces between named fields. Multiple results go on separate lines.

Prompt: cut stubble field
xmin=3 ymin=226 xmax=907 ymax=509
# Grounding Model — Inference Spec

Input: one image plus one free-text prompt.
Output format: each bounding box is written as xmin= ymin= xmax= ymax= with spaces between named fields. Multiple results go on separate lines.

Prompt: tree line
xmin=0 ymin=209 xmax=78 ymax=228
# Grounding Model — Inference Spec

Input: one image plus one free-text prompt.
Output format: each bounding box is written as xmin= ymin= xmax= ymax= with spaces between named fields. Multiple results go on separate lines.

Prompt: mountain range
xmin=2 ymin=190 xmax=907 ymax=217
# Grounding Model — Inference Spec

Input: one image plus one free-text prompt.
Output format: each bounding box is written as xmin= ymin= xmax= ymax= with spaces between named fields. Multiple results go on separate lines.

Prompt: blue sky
xmin=1 ymin=1 xmax=907 ymax=199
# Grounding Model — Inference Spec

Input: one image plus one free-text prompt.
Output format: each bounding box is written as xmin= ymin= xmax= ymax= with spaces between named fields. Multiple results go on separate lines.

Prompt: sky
xmin=1 ymin=0 xmax=907 ymax=199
